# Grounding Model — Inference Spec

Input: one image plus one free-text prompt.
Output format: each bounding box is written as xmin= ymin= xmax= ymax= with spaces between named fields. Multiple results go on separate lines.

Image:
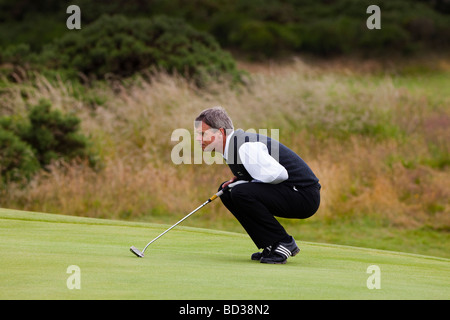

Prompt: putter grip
xmin=227 ymin=180 xmax=248 ymax=188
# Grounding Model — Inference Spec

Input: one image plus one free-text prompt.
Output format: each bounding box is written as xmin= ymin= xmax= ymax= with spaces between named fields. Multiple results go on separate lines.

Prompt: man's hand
xmin=222 ymin=176 xmax=238 ymax=189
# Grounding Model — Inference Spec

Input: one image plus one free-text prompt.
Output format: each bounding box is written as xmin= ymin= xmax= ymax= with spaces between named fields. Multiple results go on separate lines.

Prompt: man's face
xmin=195 ymin=121 xmax=224 ymax=153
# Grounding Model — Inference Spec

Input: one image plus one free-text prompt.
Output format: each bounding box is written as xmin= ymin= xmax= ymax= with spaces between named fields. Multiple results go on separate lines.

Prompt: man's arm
xmin=238 ymin=142 xmax=288 ymax=184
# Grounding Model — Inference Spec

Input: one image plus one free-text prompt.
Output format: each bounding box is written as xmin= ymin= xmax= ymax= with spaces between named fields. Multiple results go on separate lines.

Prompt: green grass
xmin=277 ymin=218 xmax=450 ymax=259
xmin=0 ymin=208 xmax=449 ymax=300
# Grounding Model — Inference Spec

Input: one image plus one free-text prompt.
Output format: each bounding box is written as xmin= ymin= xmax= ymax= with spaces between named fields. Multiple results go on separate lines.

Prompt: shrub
xmin=0 ymin=43 xmax=32 ymax=65
xmin=2 ymin=0 xmax=450 ymax=59
xmin=0 ymin=99 xmax=96 ymax=185
xmin=228 ymin=20 xmax=300 ymax=58
xmin=39 ymin=14 xmax=242 ymax=84
xmin=18 ymin=100 xmax=92 ymax=168
xmin=0 ymin=127 xmax=40 ymax=185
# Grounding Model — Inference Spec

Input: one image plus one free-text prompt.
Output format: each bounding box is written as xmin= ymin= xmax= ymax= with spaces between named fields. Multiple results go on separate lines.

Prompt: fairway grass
xmin=0 ymin=208 xmax=448 ymax=300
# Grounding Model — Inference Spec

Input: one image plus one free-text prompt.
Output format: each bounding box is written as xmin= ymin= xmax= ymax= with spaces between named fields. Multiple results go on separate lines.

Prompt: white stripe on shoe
xmin=274 ymin=244 xmax=291 ymax=259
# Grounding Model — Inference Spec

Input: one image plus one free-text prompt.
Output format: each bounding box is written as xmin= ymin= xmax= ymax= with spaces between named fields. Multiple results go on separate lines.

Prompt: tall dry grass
xmin=1 ymin=58 xmax=449 ymax=231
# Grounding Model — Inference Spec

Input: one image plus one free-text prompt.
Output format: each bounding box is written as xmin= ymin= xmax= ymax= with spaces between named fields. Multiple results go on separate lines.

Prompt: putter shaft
xmin=141 ymin=197 xmax=213 ymax=253
xmin=130 ymin=180 xmax=248 ymax=257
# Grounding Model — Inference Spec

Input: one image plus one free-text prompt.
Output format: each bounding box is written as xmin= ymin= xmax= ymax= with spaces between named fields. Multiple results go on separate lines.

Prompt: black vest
xmin=226 ymin=129 xmax=319 ymax=188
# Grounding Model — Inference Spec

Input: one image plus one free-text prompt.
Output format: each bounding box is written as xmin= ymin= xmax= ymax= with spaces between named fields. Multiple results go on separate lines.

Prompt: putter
xmin=130 ymin=180 xmax=248 ymax=257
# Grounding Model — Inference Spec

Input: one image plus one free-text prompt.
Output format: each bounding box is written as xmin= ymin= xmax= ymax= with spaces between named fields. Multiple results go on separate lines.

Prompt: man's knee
xmin=230 ymin=184 xmax=256 ymax=203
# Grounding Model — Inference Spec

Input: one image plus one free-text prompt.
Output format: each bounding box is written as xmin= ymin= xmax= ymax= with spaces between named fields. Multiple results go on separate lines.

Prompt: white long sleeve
xmin=238 ymin=142 xmax=288 ymax=184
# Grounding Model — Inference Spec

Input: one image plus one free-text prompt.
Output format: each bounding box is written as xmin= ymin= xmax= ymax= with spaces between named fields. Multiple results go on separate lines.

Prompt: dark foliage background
xmin=0 ymin=0 xmax=449 ymax=59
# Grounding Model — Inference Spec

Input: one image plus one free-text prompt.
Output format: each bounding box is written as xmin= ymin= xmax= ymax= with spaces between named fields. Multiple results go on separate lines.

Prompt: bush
xmin=358 ymin=23 xmax=413 ymax=55
xmin=19 ymin=100 xmax=92 ymax=168
xmin=0 ymin=99 xmax=95 ymax=185
xmin=0 ymin=43 xmax=32 ymax=65
xmin=39 ymin=14 xmax=242 ymax=84
xmin=1 ymin=0 xmax=449 ymax=59
xmin=0 ymin=128 xmax=40 ymax=185
xmin=228 ymin=20 xmax=300 ymax=58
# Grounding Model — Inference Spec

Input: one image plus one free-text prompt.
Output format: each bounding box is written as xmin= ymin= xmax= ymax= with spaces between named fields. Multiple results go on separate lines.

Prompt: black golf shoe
xmin=251 ymin=246 xmax=272 ymax=261
xmin=260 ymin=236 xmax=300 ymax=264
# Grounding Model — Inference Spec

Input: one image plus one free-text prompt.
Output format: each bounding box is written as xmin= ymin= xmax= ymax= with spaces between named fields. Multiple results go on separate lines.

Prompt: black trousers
xmin=219 ymin=181 xmax=320 ymax=249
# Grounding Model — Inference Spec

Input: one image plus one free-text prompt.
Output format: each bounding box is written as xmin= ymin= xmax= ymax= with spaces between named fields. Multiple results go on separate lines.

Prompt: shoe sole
xmin=261 ymin=259 xmax=286 ymax=264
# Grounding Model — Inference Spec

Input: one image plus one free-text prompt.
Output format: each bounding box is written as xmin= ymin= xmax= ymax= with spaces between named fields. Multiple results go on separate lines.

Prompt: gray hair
xmin=195 ymin=106 xmax=234 ymax=130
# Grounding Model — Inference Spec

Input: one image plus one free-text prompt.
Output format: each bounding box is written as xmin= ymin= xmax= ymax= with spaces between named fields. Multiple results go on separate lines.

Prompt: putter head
xmin=130 ymin=246 xmax=144 ymax=258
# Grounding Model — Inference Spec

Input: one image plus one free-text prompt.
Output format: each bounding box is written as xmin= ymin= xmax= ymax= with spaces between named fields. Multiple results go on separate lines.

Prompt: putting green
xmin=0 ymin=208 xmax=448 ymax=299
